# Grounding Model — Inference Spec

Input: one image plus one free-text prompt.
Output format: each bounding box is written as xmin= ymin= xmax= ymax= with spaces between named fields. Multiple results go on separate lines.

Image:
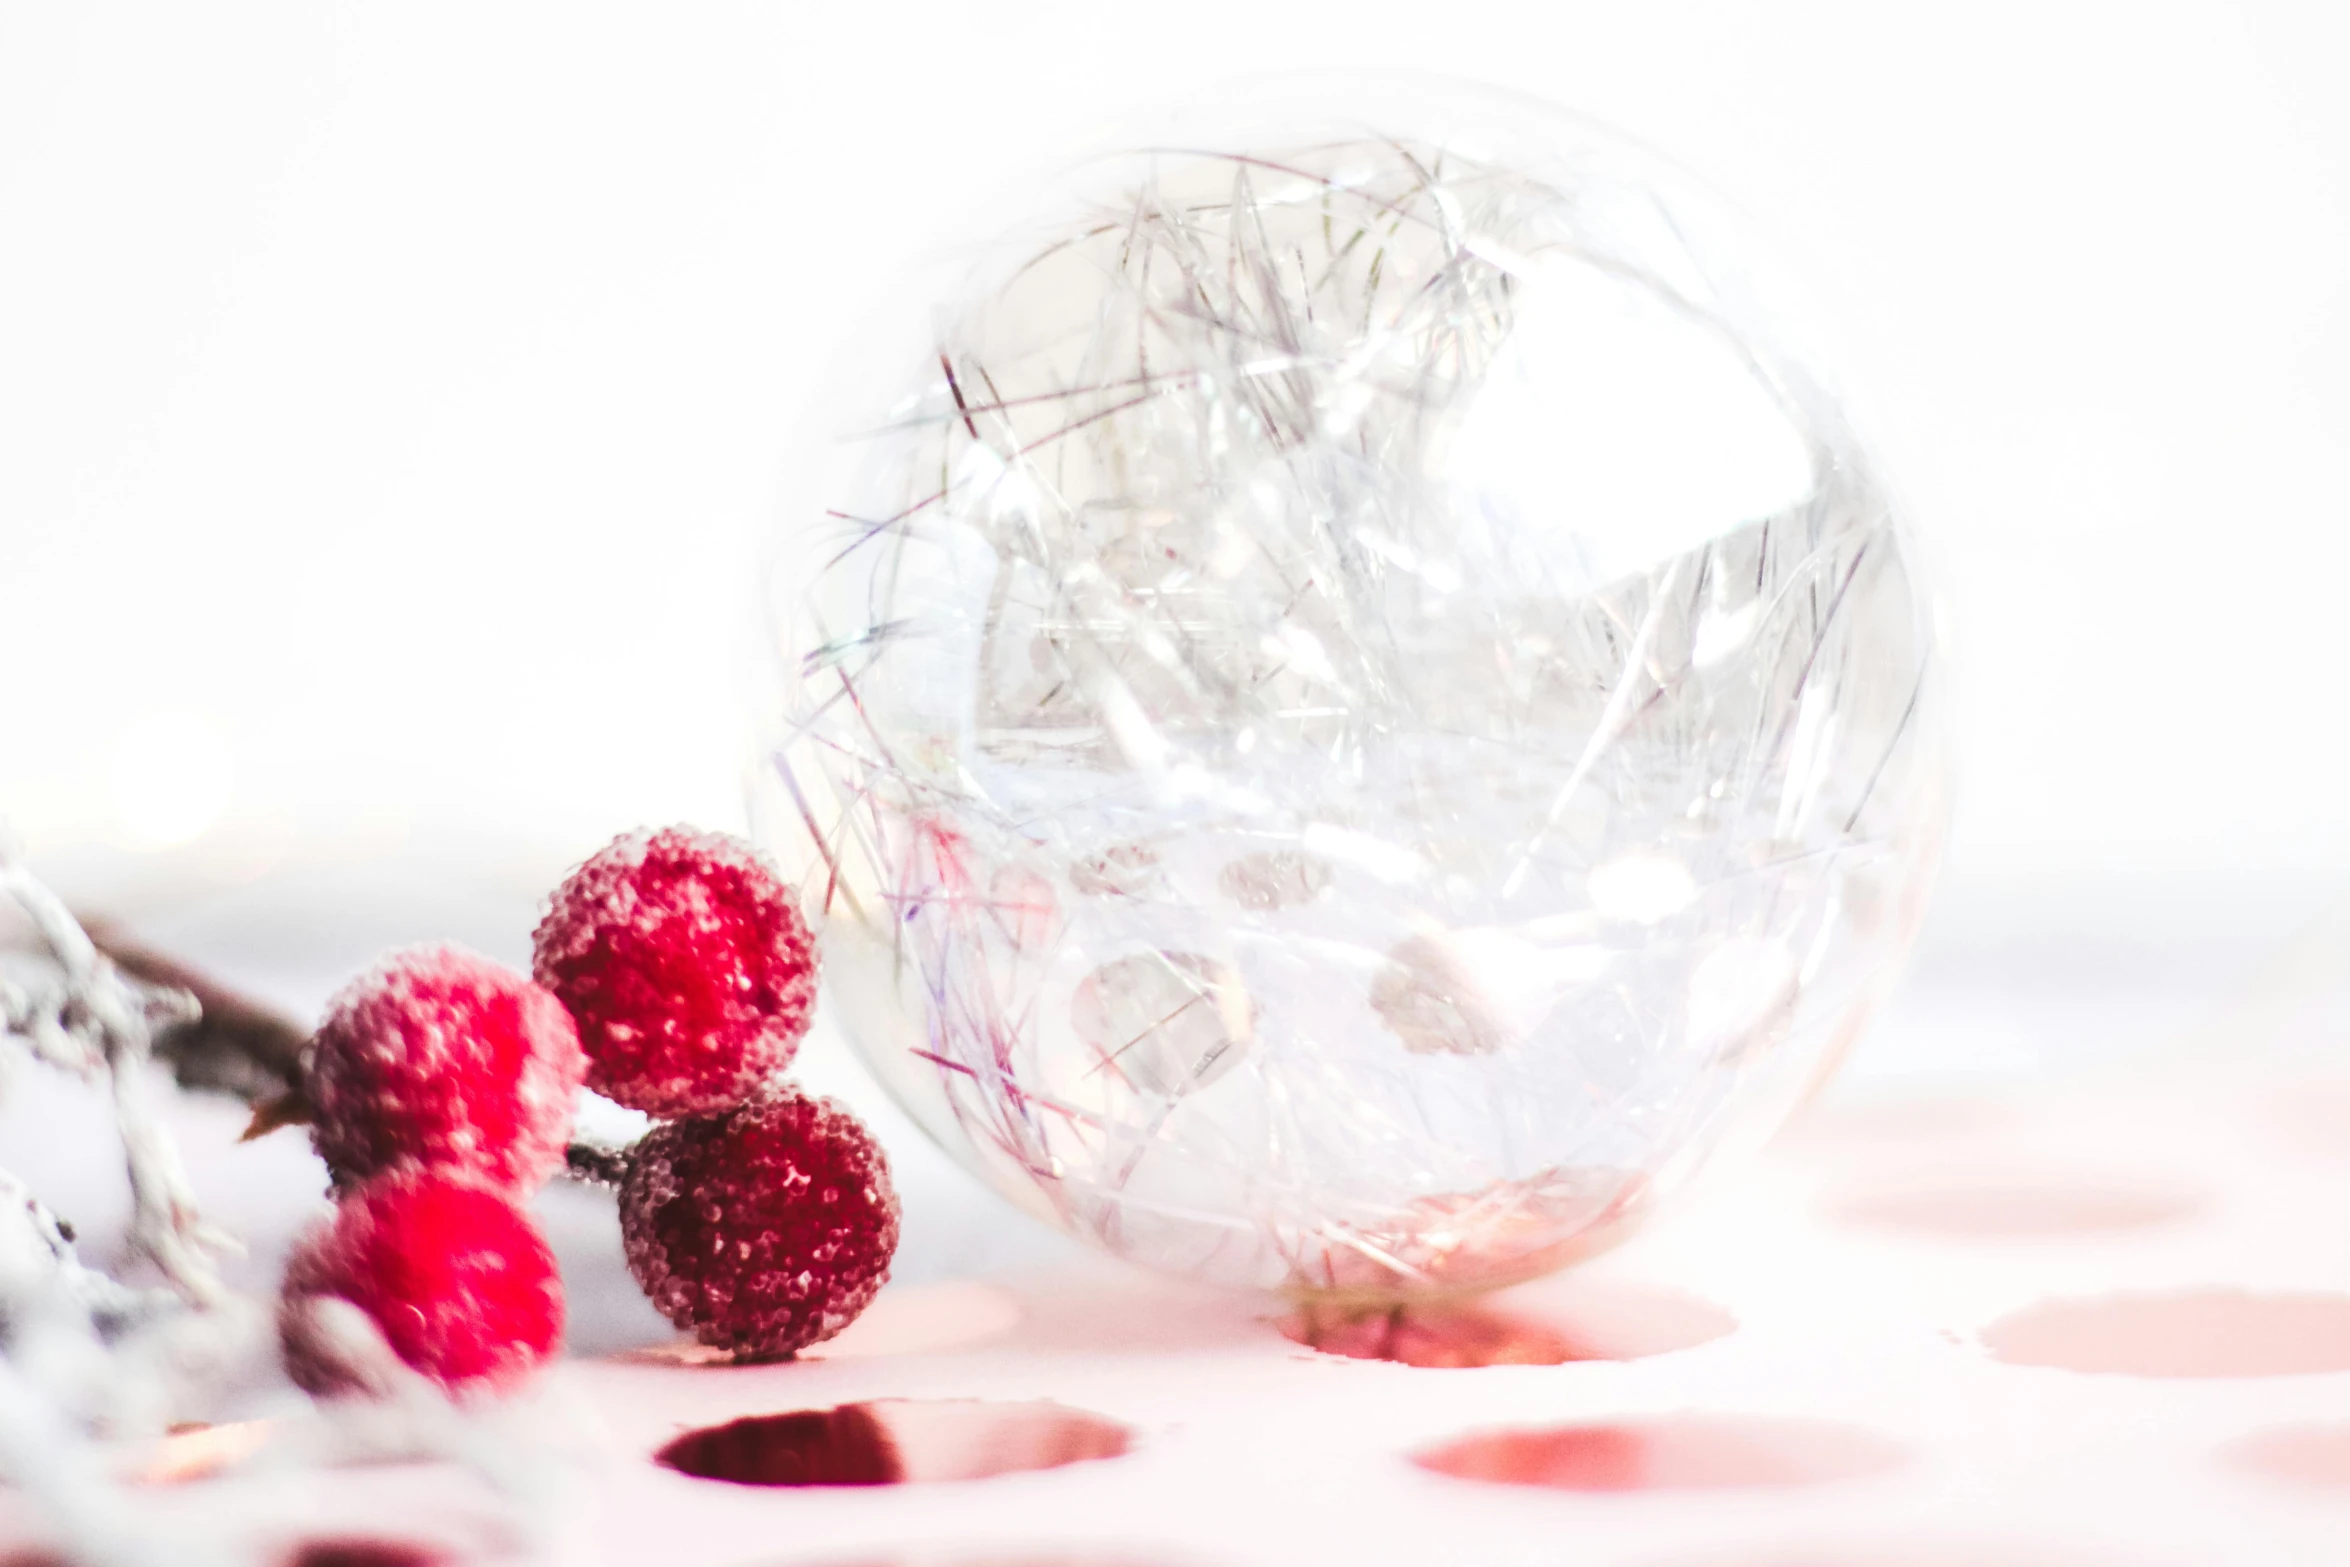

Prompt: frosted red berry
xmin=305 ymin=944 xmax=586 ymax=1194
xmin=532 ymin=827 xmax=818 ymax=1118
xmin=279 ymin=1171 xmax=563 ymax=1396
xmin=618 ymin=1089 xmax=898 ymax=1357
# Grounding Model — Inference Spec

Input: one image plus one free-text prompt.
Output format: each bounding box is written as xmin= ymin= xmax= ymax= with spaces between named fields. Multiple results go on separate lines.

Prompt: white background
xmin=4 ymin=0 xmax=2349 ymax=1069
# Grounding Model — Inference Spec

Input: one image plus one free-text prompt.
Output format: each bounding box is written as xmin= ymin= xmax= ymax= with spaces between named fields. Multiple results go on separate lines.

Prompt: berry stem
xmin=562 ymin=1141 xmax=636 ymax=1189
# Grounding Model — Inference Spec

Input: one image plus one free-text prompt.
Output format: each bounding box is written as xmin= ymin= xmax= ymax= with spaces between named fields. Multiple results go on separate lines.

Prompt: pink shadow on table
xmin=807 ymin=1280 xmax=1026 ymax=1359
xmin=1413 ymin=1414 xmax=1906 ymax=1491
xmin=804 ymin=1556 xmax=1201 ymax=1567
xmin=1980 ymin=1289 xmax=2350 ymax=1377
xmin=1650 ymin=1542 xmax=2140 ymax=1567
xmin=1284 ymin=1276 xmax=1734 ymax=1368
xmin=2218 ymin=1422 xmax=2350 ymax=1490
xmin=617 ymin=1280 xmax=1026 ymax=1367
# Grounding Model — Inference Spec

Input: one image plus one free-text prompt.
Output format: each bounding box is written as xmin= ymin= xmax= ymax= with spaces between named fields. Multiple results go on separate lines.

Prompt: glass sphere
xmin=756 ymin=78 xmax=1947 ymax=1298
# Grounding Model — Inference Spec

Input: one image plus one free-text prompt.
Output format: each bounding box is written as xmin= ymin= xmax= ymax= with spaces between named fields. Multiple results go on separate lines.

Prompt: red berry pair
xmin=279 ymin=827 xmax=898 ymax=1396
xmin=282 ymin=948 xmax=582 ymax=1396
xmin=537 ymin=829 xmax=899 ymax=1360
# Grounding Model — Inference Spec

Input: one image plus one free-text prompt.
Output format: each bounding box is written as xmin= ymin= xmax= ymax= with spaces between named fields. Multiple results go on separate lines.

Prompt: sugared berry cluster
xmin=277 ymin=827 xmax=898 ymax=1397
xmin=282 ymin=947 xmax=579 ymax=1396
xmin=535 ymin=829 xmax=898 ymax=1360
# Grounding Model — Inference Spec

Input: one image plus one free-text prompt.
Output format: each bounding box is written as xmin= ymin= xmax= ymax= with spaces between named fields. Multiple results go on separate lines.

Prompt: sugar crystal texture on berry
xmin=306 ymin=944 xmax=586 ymax=1193
xmin=619 ymin=1089 xmax=898 ymax=1356
xmin=279 ymin=1171 xmax=563 ymax=1395
xmin=533 ymin=827 xmax=819 ymax=1117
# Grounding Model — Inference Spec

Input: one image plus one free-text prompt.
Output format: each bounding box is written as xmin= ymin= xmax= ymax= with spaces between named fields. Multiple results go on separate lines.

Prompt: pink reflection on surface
xmin=617 ymin=1280 xmax=1024 ymax=1367
xmin=1413 ymin=1414 xmax=1906 ymax=1491
xmin=2219 ymin=1423 xmax=2350 ymax=1490
xmin=1980 ymin=1289 xmax=2350 ymax=1377
xmin=1651 ymin=1543 xmax=2135 ymax=1567
xmin=655 ymin=1399 xmax=1132 ymax=1487
xmin=1821 ymin=1168 xmax=2202 ymax=1240
xmin=2266 ymin=1082 xmax=2350 ymax=1139
xmin=1285 ymin=1303 xmax=1583 ymax=1367
xmin=1285 ymin=1277 xmax=1734 ymax=1367
xmin=807 ymin=1280 xmax=1025 ymax=1359
xmin=282 ymin=1543 xmax=448 ymax=1567
xmin=808 ymin=1556 xmax=1196 ymax=1567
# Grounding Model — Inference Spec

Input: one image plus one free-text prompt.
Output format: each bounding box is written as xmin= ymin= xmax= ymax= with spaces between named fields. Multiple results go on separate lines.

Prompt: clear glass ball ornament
xmin=756 ymin=77 xmax=1947 ymax=1299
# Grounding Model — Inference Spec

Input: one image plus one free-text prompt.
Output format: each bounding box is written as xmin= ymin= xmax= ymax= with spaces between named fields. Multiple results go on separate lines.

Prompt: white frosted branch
xmin=0 ymin=833 xmax=556 ymax=1560
xmin=0 ymin=845 xmax=230 ymax=1304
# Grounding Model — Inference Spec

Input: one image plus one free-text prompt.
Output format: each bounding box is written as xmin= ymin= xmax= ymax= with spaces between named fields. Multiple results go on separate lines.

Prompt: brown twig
xmin=81 ymin=922 xmax=307 ymax=1103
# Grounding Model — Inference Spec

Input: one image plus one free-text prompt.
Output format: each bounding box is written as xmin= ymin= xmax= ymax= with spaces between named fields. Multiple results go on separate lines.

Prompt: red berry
xmin=279 ymin=1171 xmax=563 ymax=1396
xmin=532 ymin=827 xmax=818 ymax=1118
xmin=306 ymin=944 xmax=585 ymax=1193
xmin=618 ymin=1089 xmax=897 ymax=1357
